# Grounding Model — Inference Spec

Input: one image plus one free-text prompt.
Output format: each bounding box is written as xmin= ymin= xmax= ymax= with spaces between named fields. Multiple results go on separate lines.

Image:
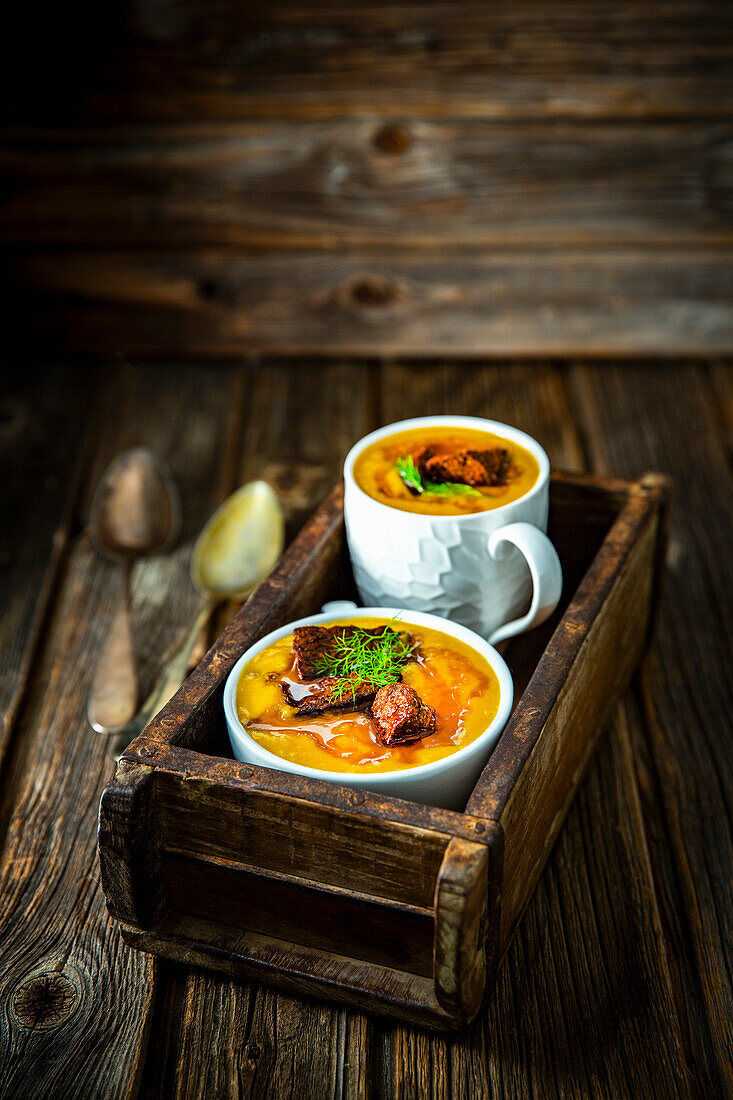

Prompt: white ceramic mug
xmin=343 ymin=416 xmax=563 ymax=644
xmin=224 ymin=604 xmax=513 ymax=810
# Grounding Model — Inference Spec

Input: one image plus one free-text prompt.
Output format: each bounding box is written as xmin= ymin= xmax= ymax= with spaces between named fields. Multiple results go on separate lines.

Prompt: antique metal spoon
xmin=108 ymin=480 xmax=284 ymax=757
xmin=87 ymin=448 xmax=180 ymax=734
xmin=190 ymin=480 xmax=284 ymax=602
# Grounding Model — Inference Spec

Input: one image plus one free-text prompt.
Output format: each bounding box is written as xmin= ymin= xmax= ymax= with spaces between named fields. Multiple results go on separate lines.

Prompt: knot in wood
xmin=372 ymin=123 xmax=412 ymax=155
xmin=198 ymin=277 xmax=236 ymax=306
xmin=198 ymin=278 xmax=219 ymax=301
xmin=343 ymin=273 xmax=402 ymax=310
xmin=11 ymin=972 xmax=78 ymax=1030
xmin=246 ymin=1040 xmax=262 ymax=1064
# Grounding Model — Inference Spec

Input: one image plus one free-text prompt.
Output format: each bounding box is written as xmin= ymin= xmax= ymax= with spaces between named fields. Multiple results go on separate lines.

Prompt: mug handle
xmin=487 ymin=523 xmax=563 ymax=646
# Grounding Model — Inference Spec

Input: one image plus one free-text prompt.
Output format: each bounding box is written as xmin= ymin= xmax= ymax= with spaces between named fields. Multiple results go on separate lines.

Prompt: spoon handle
xmin=108 ymin=602 xmax=212 ymax=758
xmin=88 ymin=571 xmax=137 ymax=733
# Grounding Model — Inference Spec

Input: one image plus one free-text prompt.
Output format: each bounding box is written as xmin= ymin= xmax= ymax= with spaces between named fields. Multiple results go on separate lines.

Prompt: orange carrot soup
xmin=353 ymin=425 xmax=539 ymax=516
xmin=235 ymin=617 xmax=500 ymax=773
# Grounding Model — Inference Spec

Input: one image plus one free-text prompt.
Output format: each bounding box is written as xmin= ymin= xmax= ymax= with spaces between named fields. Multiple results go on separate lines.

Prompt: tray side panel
xmin=154 ymin=770 xmax=452 ymax=909
xmin=161 ymin=851 xmax=435 ymax=976
xmin=121 ymin=916 xmax=459 ymax=1030
xmin=486 ymin=505 xmax=659 ymax=949
xmin=101 ymin=760 xmax=505 ymax=1026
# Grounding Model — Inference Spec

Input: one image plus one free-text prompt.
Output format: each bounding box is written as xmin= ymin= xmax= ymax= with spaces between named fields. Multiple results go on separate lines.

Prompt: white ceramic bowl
xmin=224 ymin=604 xmax=513 ymax=810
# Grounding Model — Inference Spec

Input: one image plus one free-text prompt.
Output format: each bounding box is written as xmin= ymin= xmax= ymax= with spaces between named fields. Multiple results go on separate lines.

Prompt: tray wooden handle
xmin=433 ymin=837 xmax=489 ymax=1020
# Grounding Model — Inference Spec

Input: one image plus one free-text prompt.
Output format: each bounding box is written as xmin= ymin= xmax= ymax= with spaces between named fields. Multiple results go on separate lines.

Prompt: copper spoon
xmin=87 ymin=448 xmax=180 ymax=734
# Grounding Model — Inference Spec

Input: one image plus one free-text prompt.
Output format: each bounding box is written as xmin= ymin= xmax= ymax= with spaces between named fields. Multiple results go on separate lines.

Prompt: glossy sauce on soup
xmin=236 ymin=617 xmax=500 ymax=773
xmin=353 ymin=426 xmax=539 ymax=515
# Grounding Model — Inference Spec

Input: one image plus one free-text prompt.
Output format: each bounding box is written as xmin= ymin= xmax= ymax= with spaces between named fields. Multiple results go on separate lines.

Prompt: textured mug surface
xmin=344 ymin=416 xmax=561 ymax=642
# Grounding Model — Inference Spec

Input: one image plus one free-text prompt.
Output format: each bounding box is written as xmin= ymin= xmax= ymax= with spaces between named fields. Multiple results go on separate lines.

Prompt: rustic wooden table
xmin=2 ymin=0 xmax=732 ymax=1092
xmin=0 ymin=360 xmax=730 ymax=1098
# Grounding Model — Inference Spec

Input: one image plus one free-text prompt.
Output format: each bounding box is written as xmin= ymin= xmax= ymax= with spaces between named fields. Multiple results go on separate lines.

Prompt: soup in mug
xmin=353 ymin=425 xmax=540 ymax=516
xmin=236 ymin=616 xmax=500 ymax=774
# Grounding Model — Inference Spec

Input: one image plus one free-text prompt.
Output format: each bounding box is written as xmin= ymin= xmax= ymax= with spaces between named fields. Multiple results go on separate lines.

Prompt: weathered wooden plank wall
xmin=5 ymin=3 xmax=733 ymax=123
xmin=2 ymin=1 xmax=732 ymax=356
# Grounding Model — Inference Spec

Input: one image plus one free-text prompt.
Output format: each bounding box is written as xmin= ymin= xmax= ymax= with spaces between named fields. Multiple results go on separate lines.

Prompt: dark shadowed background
xmin=2 ymin=0 xmax=733 ymax=356
xmin=0 ymin=3 xmax=731 ymax=1099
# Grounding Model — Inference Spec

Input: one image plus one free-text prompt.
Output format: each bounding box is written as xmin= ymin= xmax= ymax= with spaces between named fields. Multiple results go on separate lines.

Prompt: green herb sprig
xmin=394 ymin=455 xmax=424 ymax=494
xmin=394 ymin=454 xmax=481 ymax=498
xmin=313 ymin=623 xmax=414 ymax=703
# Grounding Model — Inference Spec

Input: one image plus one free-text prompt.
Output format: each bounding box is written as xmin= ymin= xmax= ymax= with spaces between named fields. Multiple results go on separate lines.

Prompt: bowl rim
xmin=343 ymin=414 xmax=550 ymax=521
xmin=223 ymin=606 xmax=514 ymax=785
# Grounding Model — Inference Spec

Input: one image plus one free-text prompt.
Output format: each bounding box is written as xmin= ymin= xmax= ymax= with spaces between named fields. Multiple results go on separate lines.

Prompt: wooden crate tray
xmin=98 ymin=471 xmax=670 ymax=1030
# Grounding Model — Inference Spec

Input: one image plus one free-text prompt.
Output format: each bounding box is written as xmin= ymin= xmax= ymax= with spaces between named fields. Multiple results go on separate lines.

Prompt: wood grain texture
xmin=127 ymin=914 xmax=459 ymax=1030
xmin=375 ymin=715 xmax=692 ymax=1097
xmin=480 ymin=715 xmax=690 ymax=1100
xmin=98 ymin=761 xmax=161 ymax=928
xmin=0 ymin=364 xmax=243 ymax=1099
xmin=2 ymin=359 xmax=728 ymax=1096
xmin=10 ymin=249 xmax=733 ymax=358
xmin=162 ymin=852 xmax=436 ymax=977
xmin=139 ymin=361 xmax=376 ymax=1098
xmin=5 ymin=2 xmax=732 ymax=123
xmin=142 ymin=965 xmax=348 ymax=1100
xmin=3 ymin=0 xmax=732 ymax=359
xmin=470 ymin=493 xmax=660 ymax=946
xmin=571 ymin=362 xmax=733 ymax=1098
xmin=369 ymin=361 xmax=692 ymax=1098
xmin=153 ymin=767 xmax=481 ymax=907
xmin=5 ymin=120 xmax=733 ymax=247
xmin=433 ymin=838 xmax=489 ymax=1022
xmin=0 ymin=367 xmax=91 ymax=782
xmin=124 ymin=736 xmax=499 ymax=850
xmin=708 ymin=361 xmax=733 ymax=453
